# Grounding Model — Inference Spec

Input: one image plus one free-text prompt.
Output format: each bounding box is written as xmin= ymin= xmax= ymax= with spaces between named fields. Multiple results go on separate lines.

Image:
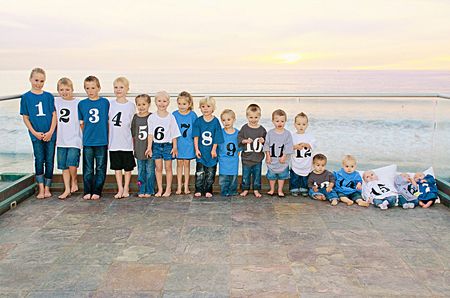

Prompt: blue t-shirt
xmin=192 ymin=116 xmax=224 ymax=167
xmin=218 ymin=128 xmax=240 ymax=175
xmin=173 ymin=110 xmax=197 ymax=159
xmin=334 ymin=168 xmax=363 ymax=195
xmin=78 ymin=97 xmax=110 ymax=146
xmin=20 ymin=91 xmax=56 ymax=142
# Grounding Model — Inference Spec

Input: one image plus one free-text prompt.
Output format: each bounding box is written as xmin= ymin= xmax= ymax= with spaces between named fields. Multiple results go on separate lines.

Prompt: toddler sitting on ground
xmin=394 ymin=173 xmax=419 ymax=209
xmin=362 ymin=170 xmax=397 ymax=210
xmin=414 ymin=172 xmax=438 ymax=208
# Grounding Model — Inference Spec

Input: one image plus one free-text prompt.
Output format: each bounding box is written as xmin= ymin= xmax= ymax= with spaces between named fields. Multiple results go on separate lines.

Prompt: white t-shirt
xmin=290 ymin=131 xmax=316 ymax=176
xmin=147 ymin=112 xmax=181 ymax=143
xmin=108 ymin=100 xmax=136 ymax=151
xmin=55 ymin=97 xmax=82 ymax=149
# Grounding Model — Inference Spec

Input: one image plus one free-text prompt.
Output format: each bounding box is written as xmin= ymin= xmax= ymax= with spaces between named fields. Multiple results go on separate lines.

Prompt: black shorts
xmin=109 ymin=151 xmax=136 ymax=171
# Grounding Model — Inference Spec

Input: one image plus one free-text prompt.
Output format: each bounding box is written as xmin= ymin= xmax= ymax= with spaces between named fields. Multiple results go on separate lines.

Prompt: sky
xmin=1 ymin=0 xmax=450 ymax=70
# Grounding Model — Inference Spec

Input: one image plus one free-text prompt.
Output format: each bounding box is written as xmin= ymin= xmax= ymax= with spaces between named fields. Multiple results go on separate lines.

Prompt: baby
xmin=362 ymin=170 xmax=397 ymax=210
xmin=334 ymin=155 xmax=369 ymax=207
xmin=394 ymin=173 xmax=419 ymax=209
xmin=414 ymin=172 xmax=438 ymax=208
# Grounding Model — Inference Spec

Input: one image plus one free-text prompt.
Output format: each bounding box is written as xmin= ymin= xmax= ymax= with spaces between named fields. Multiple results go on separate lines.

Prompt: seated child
xmin=394 ymin=173 xmax=419 ymax=209
xmin=414 ymin=172 xmax=438 ymax=208
xmin=334 ymin=155 xmax=369 ymax=207
xmin=362 ymin=170 xmax=397 ymax=210
xmin=307 ymin=153 xmax=339 ymax=206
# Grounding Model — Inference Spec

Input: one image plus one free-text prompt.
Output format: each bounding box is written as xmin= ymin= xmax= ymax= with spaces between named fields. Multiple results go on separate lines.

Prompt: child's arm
xmin=145 ymin=134 xmax=153 ymax=158
xmin=265 ymin=151 xmax=272 ymax=164
xmin=22 ymin=115 xmax=43 ymax=140
xmin=326 ymin=182 xmax=334 ymax=193
xmin=43 ymin=111 xmax=57 ymax=142
xmin=194 ymin=136 xmax=201 ymax=158
xmin=211 ymin=143 xmax=218 ymax=159
xmin=171 ymin=137 xmax=178 ymax=158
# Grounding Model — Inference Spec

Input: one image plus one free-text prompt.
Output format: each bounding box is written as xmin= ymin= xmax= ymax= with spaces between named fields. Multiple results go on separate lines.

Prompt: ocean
xmin=1 ymin=69 xmax=449 ymax=179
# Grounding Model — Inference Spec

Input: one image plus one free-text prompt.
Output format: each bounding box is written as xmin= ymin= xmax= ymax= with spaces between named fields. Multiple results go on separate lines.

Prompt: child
xmin=263 ymin=109 xmax=293 ymax=197
xmin=307 ymin=154 xmax=339 ymax=205
xmin=78 ymin=76 xmax=110 ymax=200
xmin=394 ymin=173 xmax=419 ymax=209
xmin=109 ymin=77 xmax=136 ymax=199
xmin=289 ymin=112 xmax=316 ymax=196
xmin=414 ymin=172 xmax=438 ymax=208
xmin=145 ymin=91 xmax=180 ymax=197
xmin=192 ymin=96 xmax=224 ymax=198
xmin=362 ymin=170 xmax=397 ymax=210
xmin=238 ymin=104 xmax=267 ymax=198
xmin=54 ymin=77 xmax=82 ymax=199
xmin=131 ymin=94 xmax=155 ymax=198
xmin=20 ymin=68 xmax=57 ymax=199
xmin=218 ymin=109 xmax=240 ymax=196
xmin=334 ymin=155 xmax=369 ymax=207
xmin=173 ymin=91 xmax=197 ymax=195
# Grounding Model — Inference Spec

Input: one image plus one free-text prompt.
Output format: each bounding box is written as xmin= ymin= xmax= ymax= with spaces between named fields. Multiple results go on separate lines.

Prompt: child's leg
xmin=123 ymin=171 xmax=132 ymax=198
xmin=253 ymin=162 xmax=262 ymax=198
xmin=163 ymin=160 xmax=173 ymax=197
xmin=176 ymin=159 xmax=183 ymax=194
xmin=219 ymin=174 xmax=229 ymax=196
xmin=289 ymin=169 xmax=300 ymax=195
xmin=154 ymin=159 xmax=164 ymax=197
xmin=69 ymin=166 xmax=78 ymax=192
xmin=299 ymin=175 xmax=309 ymax=196
xmin=229 ymin=175 xmax=238 ymax=196
xmin=204 ymin=165 xmax=217 ymax=197
xmin=32 ymin=140 xmax=46 ymax=198
xmin=194 ymin=162 xmax=205 ymax=197
xmin=92 ymin=145 xmax=107 ymax=200
xmin=266 ymin=168 xmax=276 ymax=195
xmin=267 ymin=180 xmax=276 ymax=195
xmin=114 ymin=170 xmax=124 ymax=199
xmin=240 ymin=164 xmax=250 ymax=196
xmin=308 ymin=189 xmax=325 ymax=200
xmin=326 ymin=190 xmax=339 ymax=206
xmin=137 ymin=160 xmax=146 ymax=197
xmin=183 ymin=160 xmax=191 ymax=194
xmin=277 ymin=179 xmax=285 ymax=197
xmin=66 ymin=148 xmax=80 ymax=193
xmin=82 ymin=146 xmax=94 ymax=200
xmin=338 ymin=192 xmax=353 ymax=206
xmin=59 ymin=169 xmax=71 ymax=199
xmin=43 ymin=140 xmax=56 ymax=198
xmin=146 ymin=159 xmax=156 ymax=196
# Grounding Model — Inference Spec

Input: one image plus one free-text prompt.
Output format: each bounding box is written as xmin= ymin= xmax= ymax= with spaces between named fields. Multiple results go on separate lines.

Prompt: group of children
xmin=21 ymin=68 xmax=439 ymax=208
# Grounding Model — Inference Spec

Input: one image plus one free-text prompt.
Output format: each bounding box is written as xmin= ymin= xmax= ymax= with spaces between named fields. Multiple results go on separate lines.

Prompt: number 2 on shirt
xmin=59 ymin=108 xmax=70 ymax=123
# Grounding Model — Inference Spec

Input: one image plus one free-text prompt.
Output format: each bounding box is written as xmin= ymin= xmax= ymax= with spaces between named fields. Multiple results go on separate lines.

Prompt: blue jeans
xmin=32 ymin=139 xmax=56 ymax=186
xmin=373 ymin=196 xmax=397 ymax=208
xmin=337 ymin=191 xmax=362 ymax=201
xmin=289 ymin=170 xmax=309 ymax=195
xmin=219 ymin=174 xmax=238 ymax=196
xmin=309 ymin=187 xmax=338 ymax=201
xmin=137 ymin=159 xmax=156 ymax=195
xmin=398 ymin=195 xmax=418 ymax=207
xmin=241 ymin=162 xmax=262 ymax=191
xmin=195 ymin=162 xmax=217 ymax=195
xmin=83 ymin=145 xmax=107 ymax=196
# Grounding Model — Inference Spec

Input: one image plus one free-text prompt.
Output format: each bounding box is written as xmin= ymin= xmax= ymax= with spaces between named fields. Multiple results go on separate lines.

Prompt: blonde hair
xmin=342 ymin=154 xmax=357 ymax=165
xmin=84 ymin=76 xmax=101 ymax=88
xmin=272 ymin=109 xmax=287 ymax=120
xmin=29 ymin=68 xmax=46 ymax=79
xmin=113 ymin=76 xmax=130 ymax=89
xmin=178 ymin=91 xmax=193 ymax=110
xmin=155 ymin=91 xmax=170 ymax=101
xmin=221 ymin=109 xmax=236 ymax=119
xmin=135 ymin=94 xmax=151 ymax=104
xmin=57 ymin=77 xmax=74 ymax=91
xmin=198 ymin=96 xmax=216 ymax=111
xmin=295 ymin=112 xmax=308 ymax=123
xmin=246 ymin=104 xmax=261 ymax=116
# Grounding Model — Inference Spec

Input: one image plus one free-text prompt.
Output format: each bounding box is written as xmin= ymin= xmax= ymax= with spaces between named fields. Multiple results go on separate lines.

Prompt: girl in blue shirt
xmin=20 ymin=68 xmax=57 ymax=199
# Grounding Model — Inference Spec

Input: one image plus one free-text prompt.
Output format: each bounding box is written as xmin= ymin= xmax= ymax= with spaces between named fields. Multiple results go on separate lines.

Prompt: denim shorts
xmin=266 ymin=167 xmax=290 ymax=180
xmin=152 ymin=142 xmax=173 ymax=160
xmin=57 ymin=147 xmax=80 ymax=170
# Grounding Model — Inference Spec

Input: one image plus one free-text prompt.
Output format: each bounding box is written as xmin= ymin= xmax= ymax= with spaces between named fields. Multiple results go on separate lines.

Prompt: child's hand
xmin=280 ymin=155 xmax=286 ymax=164
xmin=326 ymin=186 xmax=332 ymax=193
xmin=211 ymin=149 xmax=217 ymax=159
xmin=171 ymin=147 xmax=178 ymax=158
xmin=33 ymin=131 xmax=44 ymax=140
xmin=243 ymin=138 xmax=252 ymax=144
xmin=196 ymin=149 xmax=202 ymax=158
xmin=303 ymin=143 xmax=311 ymax=150
xmin=258 ymin=137 xmax=265 ymax=144
xmin=313 ymin=186 xmax=318 ymax=192
xmin=42 ymin=131 xmax=53 ymax=142
xmin=266 ymin=156 xmax=272 ymax=164
xmin=356 ymin=182 xmax=362 ymax=190
xmin=145 ymin=148 xmax=152 ymax=158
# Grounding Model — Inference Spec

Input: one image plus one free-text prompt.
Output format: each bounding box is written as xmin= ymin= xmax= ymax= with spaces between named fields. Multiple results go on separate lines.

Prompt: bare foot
xmin=422 ymin=201 xmax=433 ymax=208
xmin=91 ymin=194 xmax=100 ymax=200
xmin=205 ymin=192 xmax=213 ymax=198
xmin=267 ymin=190 xmax=275 ymax=196
xmin=184 ymin=185 xmax=190 ymax=194
xmin=331 ymin=199 xmax=338 ymax=206
xmin=254 ymin=190 xmax=262 ymax=198
xmin=240 ymin=190 xmax=248 ymax=197
xmin=194 ymin=192 xmax=202 ymax=197
xmin=340 ymin=197 xmax=353 ymax=206
xmin=138 ymin=194 xmax=146 ymax=198
xmin=175 ymin=189 xmax=182 ymax=195
xmin=58 ymin=191 xmax=71 ymax=200
xmin=155 ymin=191 xmax=163 ymax=197
xmin=36 ymin=192 xmax=45 ymax=199
xmin=356 ymin=199 xmax=370 ymax=207
xmin=162 ymin=191 xmax=171 ymax=197
xmin=70 ymin=184 xmax=79 ymax=193
xmin=122 ymin=192 xmax=130 ymax=198
xmin=278 ymin=192 xmax=285 ymax=198
xmin=83 ymin=194 xmax=91 ymax=200
xmin=143 ymin=194 xmax=151 ymax=198
xmin=44 ymin=187 xmax=52 ymax=198
xmin=114 ymin=189 xmax=124 ymax=199
xmin=314 ymin=195 xmax=326 ymax=201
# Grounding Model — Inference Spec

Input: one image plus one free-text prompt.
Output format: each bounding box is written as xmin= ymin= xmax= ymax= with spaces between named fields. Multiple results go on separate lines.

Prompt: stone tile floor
xmin=0 ymin=193 xmax=449 ymax=297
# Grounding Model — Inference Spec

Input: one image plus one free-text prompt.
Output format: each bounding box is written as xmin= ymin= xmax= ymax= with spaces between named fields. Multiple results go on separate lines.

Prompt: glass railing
xmin=1 ymin=93 xmax=449 ymax=182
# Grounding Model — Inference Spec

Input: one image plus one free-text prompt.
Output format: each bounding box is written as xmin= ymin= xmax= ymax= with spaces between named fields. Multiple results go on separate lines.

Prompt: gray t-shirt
xmin=238 ymin=124 xmax=267 ymax=166
xmin=131 ymin=113 xmax=151 ymax=160
xmin=394 ymin=175 xmax=419 ymax=202
xmin=263 ymin=129 xmax=294 ymax=173
xmin=308 ymin=170 xmax=335 ymax=189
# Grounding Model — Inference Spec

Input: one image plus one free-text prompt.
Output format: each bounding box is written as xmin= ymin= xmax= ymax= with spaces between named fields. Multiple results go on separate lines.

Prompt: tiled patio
xmin=0 ymin=193 xmax=449 ymax=297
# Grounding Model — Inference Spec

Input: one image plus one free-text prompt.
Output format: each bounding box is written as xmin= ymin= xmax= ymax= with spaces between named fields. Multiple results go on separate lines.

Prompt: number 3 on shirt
xmin=88 ymin=108 xmax=99 ymax=123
